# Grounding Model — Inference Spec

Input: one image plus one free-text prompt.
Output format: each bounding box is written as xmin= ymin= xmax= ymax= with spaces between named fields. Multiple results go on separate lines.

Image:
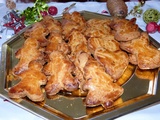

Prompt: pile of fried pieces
xmin=8 ymin=11 xmax=160 ymax=108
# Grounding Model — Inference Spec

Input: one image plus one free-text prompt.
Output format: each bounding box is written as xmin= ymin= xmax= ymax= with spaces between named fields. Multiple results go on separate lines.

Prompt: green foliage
xmin=20 ymin=0 xmax=49 ymax=25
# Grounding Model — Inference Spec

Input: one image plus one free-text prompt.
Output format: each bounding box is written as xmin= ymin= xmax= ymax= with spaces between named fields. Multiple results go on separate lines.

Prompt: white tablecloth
xmin=0 ymin=1 xmax=160 ymax=120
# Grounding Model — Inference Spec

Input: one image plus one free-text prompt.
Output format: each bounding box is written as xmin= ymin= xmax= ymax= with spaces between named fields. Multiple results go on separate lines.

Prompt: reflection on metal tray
xmin=0 ymin=11 xmax=160 ymax=120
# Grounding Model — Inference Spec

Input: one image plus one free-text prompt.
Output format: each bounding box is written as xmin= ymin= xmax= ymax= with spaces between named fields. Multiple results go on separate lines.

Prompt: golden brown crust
xmin=9 ymin=61 xmax=47 ymax=102
xmin=43 ymin=51 xmax=79 ymax=96
xmin=63 ymin=11 xmax=86 ymax=27
xmin=45 ymin=32 xmax=70 ymax=55
xmin=94 ymin=48 xmax=129 ymax=80
xmin=41 ymin=15 xmax=62 ymax=33
xmin=110 ymin=18 xmax=140 ymax=41
xmin=68 ymin=30 xmax=89 ymax=58
xmin=72 ymin=52 xmax=90 ymax=91
xmin=120 ymin=32 xmax=160 ymax=69
xmin=45 ymin=32 xmax=62 ymax=53
xmin=83 ymin=57 xmax=124 ymax=108
xmin=88 ymin=35 xmax=120 ymax=54
xmin=12 ymin=37 xmax=44 ymax=75
xmin=24 ymin=22 xmax=49 ymax=46
xmin=61 ymin=11 xmax=86 ymax=39
xmin=67 ymin=30 xmax=90 ymax=89
xmin=84 ymin=19 xmax=112 ymax=38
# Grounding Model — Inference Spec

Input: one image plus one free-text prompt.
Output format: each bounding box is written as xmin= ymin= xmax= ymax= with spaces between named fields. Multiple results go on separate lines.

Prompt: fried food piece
xmin=83 ymin=56 xmax=124 ymax=108
xmin=110 ymin=18 xmax=140 ymax=41
xmin=67 ymin=30 xmax=90 ymax=86
xmin=61 ymin=20 xmax=80 ymax=39
xmin=41 ymin=15 xmax=62 ymax=33
xmin=86 ymin=18 xmax=111 ymax=27
xmin=24 ymin=22 xmax=49 ymax=46
xmin=94 ymin=48 xmax=129 ymax=80
xmin=61 ymin=11 xmax=86 ymax=39
xmin=68 ymin=30 xmax=88 ymax=52
xmin=128 ymin=54 xmax=137 ymax=65
xmin=84 ymin=19 xmax=112 ymax=38
xmin=120 ymin=32 xmax=160 ymax=69
xmin=12 ymin=37 xmax=44 ymax=75
xmin=88 ymin=35 xmax=120 ymax=54
xmin=9 ymin=60 xmax=47 ymax=102
xmin=45 ymin=32 xmax=62 ymax=53
xmin=74 ymin=52 xmax=89 ymax=76
xmin=68 ymin=30 xmax=89 ymax=60
xmin=73 ymin=52 xmax=90 ymax=90
xmin=43 ymin=51 xmax=79 ymax=96
xmin=63 ymin=11 xmax=86 ymax=27
xmin=45 ymin=32 xmax=70 ymax=55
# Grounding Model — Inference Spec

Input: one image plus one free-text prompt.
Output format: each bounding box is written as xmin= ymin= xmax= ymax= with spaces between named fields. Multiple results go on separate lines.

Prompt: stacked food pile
xmin=8 ymin=11 xmax=160 ymax=109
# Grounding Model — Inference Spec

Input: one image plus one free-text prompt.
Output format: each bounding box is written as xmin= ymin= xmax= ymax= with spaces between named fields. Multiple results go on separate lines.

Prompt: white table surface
xmin=0 ymin=1 xmax=160 ymax=120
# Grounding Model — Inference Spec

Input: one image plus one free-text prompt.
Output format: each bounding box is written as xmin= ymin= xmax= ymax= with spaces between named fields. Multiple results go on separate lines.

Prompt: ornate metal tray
xmin=0 ymin=11 xmax=160 ymax=120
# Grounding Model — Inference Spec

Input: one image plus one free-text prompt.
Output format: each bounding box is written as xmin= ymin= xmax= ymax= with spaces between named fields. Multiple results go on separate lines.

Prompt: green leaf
xmin=20 ymin=0 xmax=49 ymax=26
